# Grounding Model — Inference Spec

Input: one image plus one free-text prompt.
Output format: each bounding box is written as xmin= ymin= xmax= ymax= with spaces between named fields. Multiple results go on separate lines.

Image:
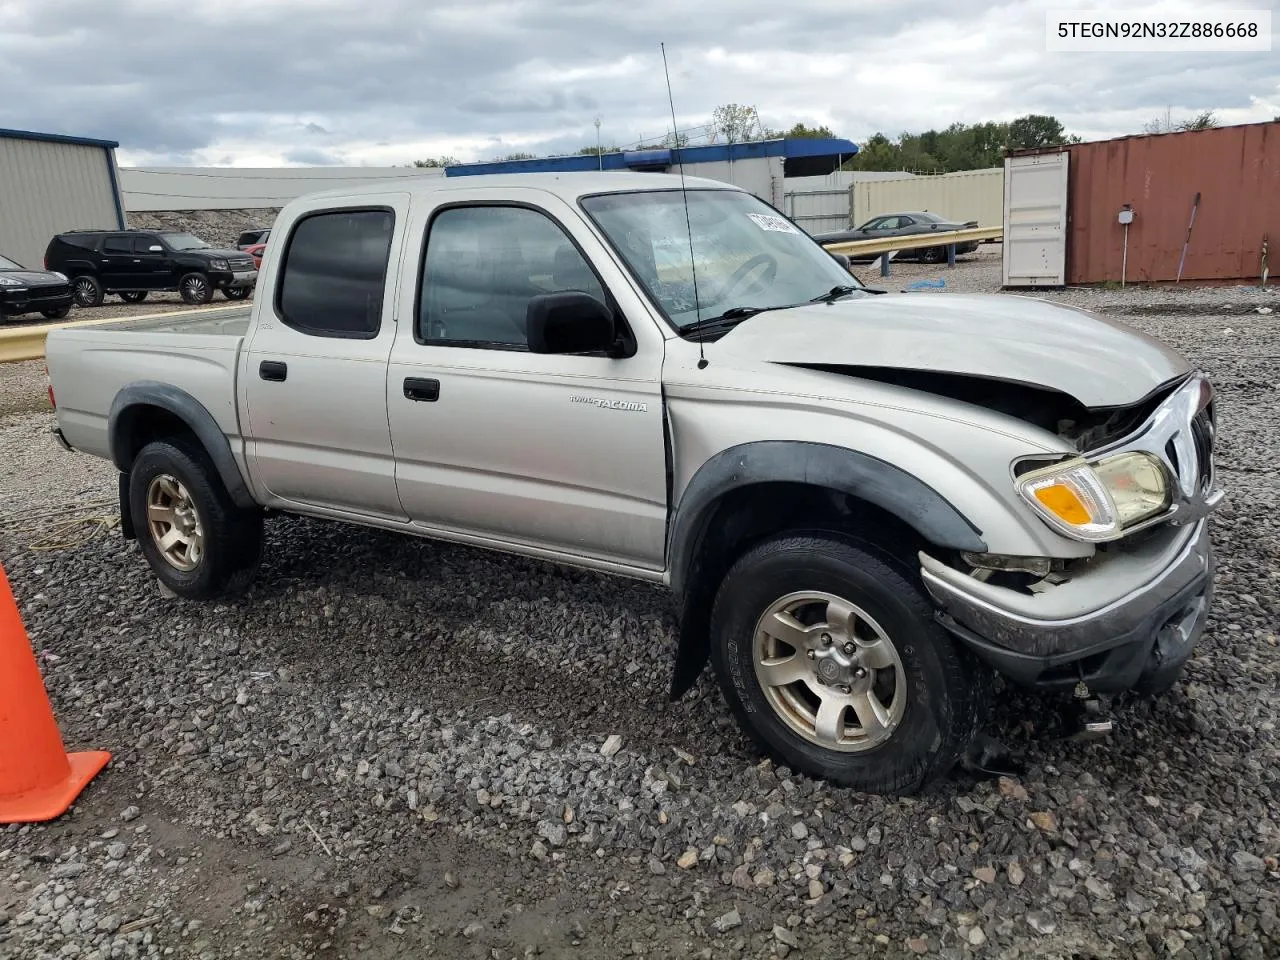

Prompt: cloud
xmin=0 ymin=0 xmax=1274 ymax=166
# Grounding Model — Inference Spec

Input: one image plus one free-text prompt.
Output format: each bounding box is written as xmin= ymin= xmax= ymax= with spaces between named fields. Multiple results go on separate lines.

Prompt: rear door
xmin=239 ymin=192 xmax=411 ymax=520
xmin=98 ymin=234 xmax=137 ymax=289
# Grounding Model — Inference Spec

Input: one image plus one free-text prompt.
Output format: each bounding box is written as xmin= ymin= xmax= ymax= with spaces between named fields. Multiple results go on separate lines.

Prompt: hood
xmin=712 ymin=293 xmax=1188 ymax=409
xmin=192 ymin=248 xmax=251 ymax=259
xmin=0 ymin=270 xmax=66 ymax=285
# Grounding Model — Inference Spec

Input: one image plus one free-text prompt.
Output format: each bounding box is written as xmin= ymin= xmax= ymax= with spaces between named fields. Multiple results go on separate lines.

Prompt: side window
xmin=102 ymin=235 xmax=132 ymax=254
xmin=132 ymin=237 xmax=161 ymax=255
xmin=276 ymin=209 xmax=394 ymax=339
xmin=877 ymin=217 xmax=901 ymax=230
xmin=419 ymin=205 xmax=606 ymax=349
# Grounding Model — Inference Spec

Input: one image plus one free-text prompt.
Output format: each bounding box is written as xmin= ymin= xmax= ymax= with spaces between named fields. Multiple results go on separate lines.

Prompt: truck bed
xmin=46 ymin=306 xmax=253 ymax=466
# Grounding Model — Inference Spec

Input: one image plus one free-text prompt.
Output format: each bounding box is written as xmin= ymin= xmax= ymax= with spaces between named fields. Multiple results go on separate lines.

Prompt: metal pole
xmin=594 ymin=118 xmax=602 ymax=171
xmin=1122 ymin=222 xmax=1129 ymax=287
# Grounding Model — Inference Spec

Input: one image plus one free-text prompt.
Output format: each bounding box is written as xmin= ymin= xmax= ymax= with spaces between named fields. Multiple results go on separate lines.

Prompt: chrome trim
xmin=1014 ymin=372 xmax=1224 ymax=542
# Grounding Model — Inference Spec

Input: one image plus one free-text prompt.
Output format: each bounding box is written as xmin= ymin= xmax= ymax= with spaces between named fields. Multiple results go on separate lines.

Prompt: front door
xmin=239 ymin=192 xmax=412 ymax=520
xmin=131 ymin=236 xmax=173 ymax=289
xmin=386 ymin=190 xmax=669 ymax=571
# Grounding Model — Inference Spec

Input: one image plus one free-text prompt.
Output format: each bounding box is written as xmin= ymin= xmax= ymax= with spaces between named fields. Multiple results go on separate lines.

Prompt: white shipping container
xmin=850 ymin=168 xmax=1004 ymax=230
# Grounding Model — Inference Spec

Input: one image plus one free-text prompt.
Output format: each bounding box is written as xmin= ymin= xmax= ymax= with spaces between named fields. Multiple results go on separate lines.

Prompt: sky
xmin=1 ymin=0 xmax=1276 ymax=168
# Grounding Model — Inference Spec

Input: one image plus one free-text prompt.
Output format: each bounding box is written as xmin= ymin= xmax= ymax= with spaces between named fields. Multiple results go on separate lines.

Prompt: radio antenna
xmin=660 ymin=42 xmax=707 ymax=370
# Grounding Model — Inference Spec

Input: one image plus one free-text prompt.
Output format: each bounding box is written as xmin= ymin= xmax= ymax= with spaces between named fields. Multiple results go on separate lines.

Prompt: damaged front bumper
xmin=919 ymin=520 xmax=1214 ymax=694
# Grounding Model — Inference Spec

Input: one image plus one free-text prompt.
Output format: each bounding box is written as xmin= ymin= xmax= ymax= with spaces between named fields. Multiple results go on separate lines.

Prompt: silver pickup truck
xmin=45 ymin=172 xmax=1222 ymax=794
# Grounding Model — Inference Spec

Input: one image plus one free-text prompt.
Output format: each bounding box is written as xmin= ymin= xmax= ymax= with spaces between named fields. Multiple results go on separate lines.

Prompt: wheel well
xmin=669 ymin=481 xmax=934 ymax=699
xmin=113 ymin=404 xmax=202 ymax=472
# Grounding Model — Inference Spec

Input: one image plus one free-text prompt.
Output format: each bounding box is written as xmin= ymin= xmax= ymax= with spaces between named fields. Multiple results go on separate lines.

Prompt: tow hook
xmin=1064 ymin=681 xmax=1114 ymax=741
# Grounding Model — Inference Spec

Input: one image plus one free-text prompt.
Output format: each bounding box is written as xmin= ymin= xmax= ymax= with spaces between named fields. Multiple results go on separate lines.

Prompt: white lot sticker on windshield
xmin=746 ymin=213 xmax=801 ymax=234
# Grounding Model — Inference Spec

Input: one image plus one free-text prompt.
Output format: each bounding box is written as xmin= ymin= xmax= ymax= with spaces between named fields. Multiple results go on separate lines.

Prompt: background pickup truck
xmin=46 ymin=172 xmax=1223 ymax=795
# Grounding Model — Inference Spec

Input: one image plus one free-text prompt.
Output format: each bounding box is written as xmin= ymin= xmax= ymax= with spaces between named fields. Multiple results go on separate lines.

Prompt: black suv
xmin=0 ymin=253 xmax=73 ymax=321
xmin=44 ymin=230 xmax=257 ymax=307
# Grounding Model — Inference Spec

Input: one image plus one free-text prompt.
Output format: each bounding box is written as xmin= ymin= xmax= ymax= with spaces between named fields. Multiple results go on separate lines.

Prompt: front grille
xmin=27 ymin=284 xmax=71 ymax=303
xmin=1190 ymin=405 xmax=1214 ymax=492
xmin=228 ymin=257 xmax=254 ymax=270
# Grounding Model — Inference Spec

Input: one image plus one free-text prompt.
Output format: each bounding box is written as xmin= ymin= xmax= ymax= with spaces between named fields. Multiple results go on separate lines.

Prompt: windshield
xmin=162 ymin=233 xmax=211 ymax=251
xmin=0 ymin=255 xmax=23 ymax=270
xmin=579 ymin=189 xmax=864 ymax=329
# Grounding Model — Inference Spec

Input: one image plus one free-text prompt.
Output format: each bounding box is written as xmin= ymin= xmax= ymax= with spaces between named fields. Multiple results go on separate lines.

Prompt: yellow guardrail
xmin=0 ymin=305 xmax=236 ymax=364
xmin=820 ymin=225 xmax=1004 ymax=258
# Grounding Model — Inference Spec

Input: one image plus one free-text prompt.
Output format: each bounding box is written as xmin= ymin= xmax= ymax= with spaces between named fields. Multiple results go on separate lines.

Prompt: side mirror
xmin=829 ymin=251 xmax=851 ymax=272
xmin=527 ymin=291 xmax=617 ymax=355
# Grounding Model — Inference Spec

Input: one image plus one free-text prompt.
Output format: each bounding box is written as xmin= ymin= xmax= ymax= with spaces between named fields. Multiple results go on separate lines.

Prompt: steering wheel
xmin=709 ymin=253 xmax=777 ymax=305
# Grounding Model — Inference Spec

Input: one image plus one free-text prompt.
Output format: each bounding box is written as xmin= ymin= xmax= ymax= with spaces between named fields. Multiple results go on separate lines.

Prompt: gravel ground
xmin=1 ymin=272 xmax=1278 ymax=960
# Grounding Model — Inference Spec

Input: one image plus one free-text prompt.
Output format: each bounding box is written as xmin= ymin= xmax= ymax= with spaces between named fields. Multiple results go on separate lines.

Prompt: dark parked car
xmin=236 ymin=228 xmax=271 ymax=250
xmin=45 ymin=230 xmax=257 ymax=307
xmin=816 ymin=211 xmax=980 ymax=262
xmin=0 ymin=253 xmax=73 ymax=321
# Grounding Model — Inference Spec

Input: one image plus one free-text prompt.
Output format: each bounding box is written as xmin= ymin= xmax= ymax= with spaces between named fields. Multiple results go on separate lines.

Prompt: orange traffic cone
xmin=0 ymin=563 xmax=109 ymax=823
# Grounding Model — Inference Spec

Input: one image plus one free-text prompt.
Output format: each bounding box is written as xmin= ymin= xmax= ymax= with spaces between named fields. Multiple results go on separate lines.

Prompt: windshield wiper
xmin=809 ymin=284 xmax=861 ymax=304
xmin=680 ymin=304 xmax=786 ymax=337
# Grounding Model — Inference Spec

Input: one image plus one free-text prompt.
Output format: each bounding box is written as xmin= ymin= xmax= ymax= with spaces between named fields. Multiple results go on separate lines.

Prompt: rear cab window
xmin=275 ymin=208 xmax=395 ymax=339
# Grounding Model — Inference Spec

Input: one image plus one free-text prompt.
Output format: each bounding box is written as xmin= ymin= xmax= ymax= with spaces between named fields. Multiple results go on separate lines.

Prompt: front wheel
xmin=179 ymin=272 xmax=213 ymax=304
xmin=72 ymin=275 xmax=104 ymax=307
xmin=709 ymin=533 xmax=983 ymax=795
xmin=222 ymin=286 xmax=251 ymax=301
xmin=128 ymin=438 xmax=263 ymax=599
xmin=41 ymin=306 xmax=72 ymax=320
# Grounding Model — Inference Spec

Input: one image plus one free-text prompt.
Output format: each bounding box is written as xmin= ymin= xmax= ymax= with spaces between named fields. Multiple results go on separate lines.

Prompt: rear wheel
xmin=119 ymin=291 xmax=148 ymax=303
xmin=709 ymin=532 xmax=983 ymax=795
xmin=128 ymin=438 xmax=262 ymax=599
xmin=222 ymin=286 xmax=251 ymax=301
xmin=72 ymin=275 xmax=104 ymax=307
xmin=179 ymin=272 xmax=213 ymax=305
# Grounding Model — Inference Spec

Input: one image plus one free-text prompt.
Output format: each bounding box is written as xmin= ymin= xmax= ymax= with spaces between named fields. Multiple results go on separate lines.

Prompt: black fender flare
xmin=665 ymin=440 xmax=986 ymax=698
xmin=108 ymin=381 xmax=256 ymax=510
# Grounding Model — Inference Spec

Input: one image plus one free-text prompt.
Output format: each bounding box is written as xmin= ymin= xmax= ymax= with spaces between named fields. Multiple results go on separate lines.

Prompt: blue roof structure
xmin=0 ymin=127 xmax=121 ymax=149
xmin=445 ymin=137 xmax=859 ymax=177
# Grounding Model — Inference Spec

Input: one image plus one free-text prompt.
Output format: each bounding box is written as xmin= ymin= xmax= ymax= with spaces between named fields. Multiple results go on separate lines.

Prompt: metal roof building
xmin=0 ymin=127 xmax=127 ymax=270
xmin=444 ymin=138 xmax=860 ymax=211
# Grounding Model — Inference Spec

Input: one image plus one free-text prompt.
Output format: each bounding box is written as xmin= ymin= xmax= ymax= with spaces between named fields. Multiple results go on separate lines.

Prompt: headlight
xmin=0 ymin=276 xmax=21 ymax=287
xmin=210 ymin=258 xmax=229 ymax=270
xmin=52 ymin=272 xmax=68 ymax=281
xmin=1017 ymin=452 xmax=1169 ymax=542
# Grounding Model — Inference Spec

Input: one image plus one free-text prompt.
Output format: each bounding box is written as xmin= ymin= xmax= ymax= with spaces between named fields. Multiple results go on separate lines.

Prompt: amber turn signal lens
xmin=1033 ymin=483 xmax=1091 ymax=525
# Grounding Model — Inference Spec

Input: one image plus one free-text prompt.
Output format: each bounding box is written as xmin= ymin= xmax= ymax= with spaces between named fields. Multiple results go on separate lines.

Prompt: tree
xmin=411 ymin=156 xmax=458 ymax=168
xmin=1176 ymin=110 xmax=1218 ymax=131
xmin=711 ymin=103 xmax=763 ymax=143
xmin=1144 ymin=109 xmax=1219 ymax=134
xmin=784 ymin=122 xmax=836 ymax=139
xmin=494 ymin=151 xmax=537 ymax=161
xmin=578 ymin=144 xmax=621 ymax=156
xmin=1007 ymin=114 xmax=1080 ymax=150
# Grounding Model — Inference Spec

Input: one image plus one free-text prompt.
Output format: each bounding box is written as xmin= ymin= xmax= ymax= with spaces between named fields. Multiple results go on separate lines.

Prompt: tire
xmin=72 ymin=275 xmax=104 ymax=308
xmin=179 ymin=272 xmax=213 ymax=305
xmin=128 ymin=438 xmax=263 ymax=600
xmin=41 ymin=306 xmax=72 ymax=320
xmin=709 ymin=532 xmax=983 ymax=795
xmin=222 ymin=286 xmax=251 ymax=301
xmin=119 ymin=291 xmax=148 ymax=303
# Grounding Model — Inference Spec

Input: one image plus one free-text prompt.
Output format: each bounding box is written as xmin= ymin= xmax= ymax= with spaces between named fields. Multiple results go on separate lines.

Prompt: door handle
xmin=403 ymin=377 xmax=440 ymax=402
xmin=259 ymin=360 xmax=288 ymax=382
